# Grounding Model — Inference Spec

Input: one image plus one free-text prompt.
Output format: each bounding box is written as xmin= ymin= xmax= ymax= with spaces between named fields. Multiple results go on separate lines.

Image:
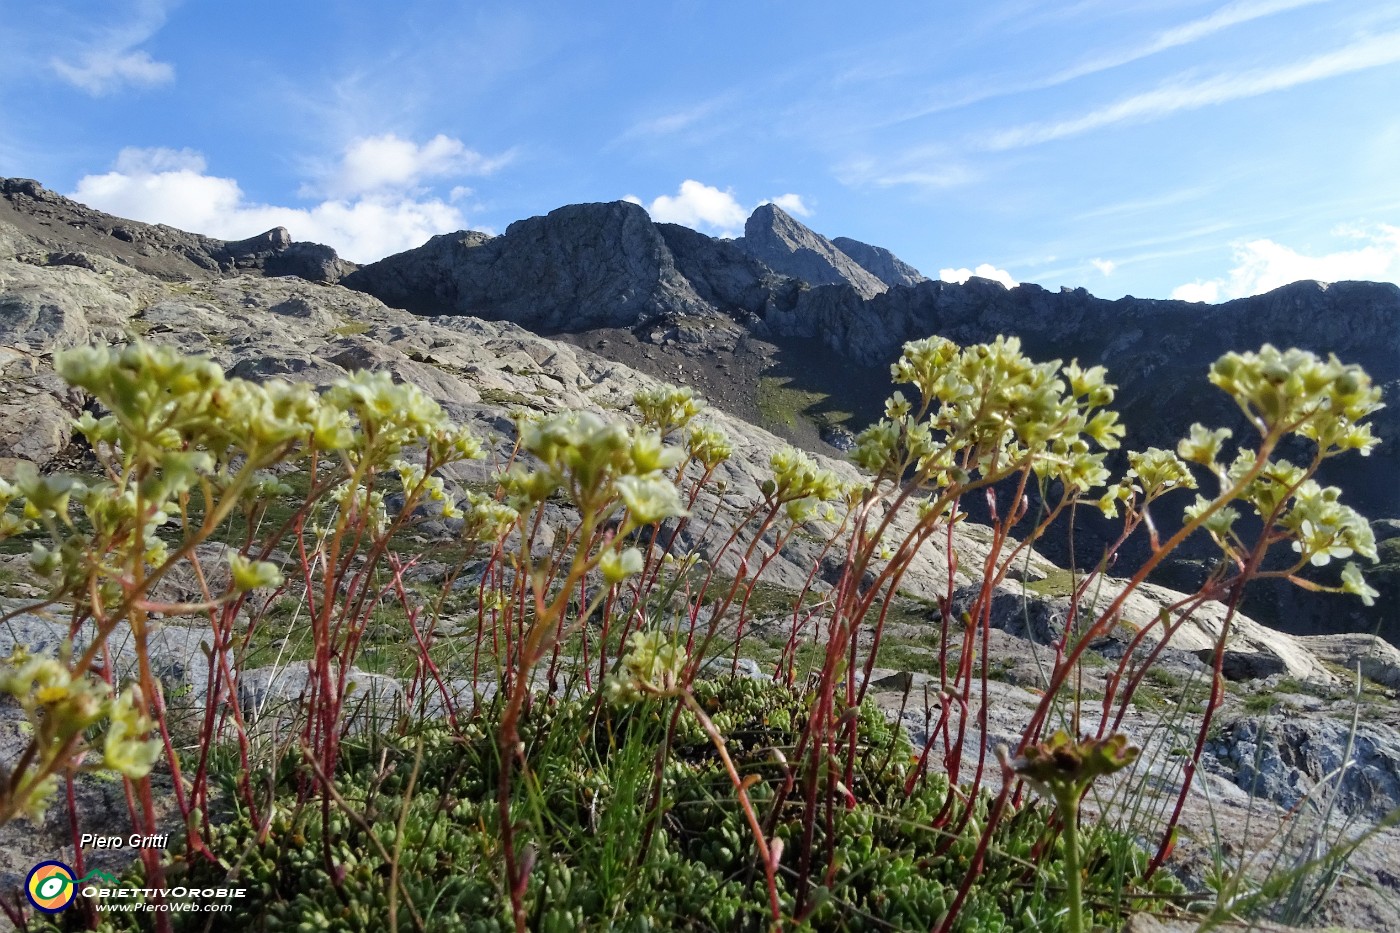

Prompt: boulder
xmin=1209 ymin=715 xmax=1400 ymax=820
xmin=1192 ymin=648 xmax=1287 ymax=681
xmin=236 ymin=664 xmax=404 ymax=733
xmin=0 ymin=393 xmax=76 ymax=468
xmin=1296 ymin=633 xmax=1400 ymax=689
xmin=952 ymin=581 xmax=1336 ymax=684
xmin=145 ymin=542 xmax=238 ymax=608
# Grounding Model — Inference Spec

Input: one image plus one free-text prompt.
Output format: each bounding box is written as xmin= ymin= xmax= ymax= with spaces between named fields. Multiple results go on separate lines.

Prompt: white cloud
xmin=630 ymin=181 xmax=817 ymax=235
xmin=71 ymin=145 xmax=480 ymax=263
xmin=1170 ymin=280 xmax=1222 ymax=303
xmin=50 ymin=1 xmax=176 ymax=95
xmin=939 ymin=263 xmax=1018 ymax=289
xmin=762 ymin=193 xmax=813 ymax=218
xmin=985 ymin=29 xmax=1400 ymax=150
xmin=642 ymin=180 xmax=748 ymax=233
xmin=310 ymin=133 xmax=512 ymax=200
xmin=1090 ymin=257 xmax=1116 ymax=276
xmin=1170 ymin=224 xmax=1400 ymax=302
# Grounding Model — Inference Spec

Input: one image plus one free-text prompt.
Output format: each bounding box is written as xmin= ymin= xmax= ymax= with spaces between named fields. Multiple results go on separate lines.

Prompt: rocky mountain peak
xmin=735 ymin=203 xmax=891 ymax=299
xmin=343 ymin=200 xmax=717 ymax=331
xmin=743 ymin=203 xmax=810 ymax=246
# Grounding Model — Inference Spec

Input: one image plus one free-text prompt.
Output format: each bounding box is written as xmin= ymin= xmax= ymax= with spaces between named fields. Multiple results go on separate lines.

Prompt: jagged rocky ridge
xmin=346 ymin=198 xmax=1400 ymax=522
xmin=0 ymin=178 xmax=355 ymax=283
xmin=2 ymin=179 xmax=1400 ymax=929
xmin=2 ymin=176 xmax=1398 ymax=640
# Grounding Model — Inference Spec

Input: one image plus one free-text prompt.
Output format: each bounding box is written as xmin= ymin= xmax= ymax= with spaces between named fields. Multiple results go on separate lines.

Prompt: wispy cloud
xmin=983 ymin=29 xmax=1400 ymax=150
xmin=50 ymin=0 xmax=176 ymax=95
xmin=609 ymin=93 xmax=739 ymax=150
xmin=886 ymin=0 xmax=1332 ymax=125
xmin=836 ymin=153 xmax=977 ymax=193
xmin=1071 ymin=185 xmax=1215 ymax=221
xmin=1048 ymin=0 xmax=1333 ymax=86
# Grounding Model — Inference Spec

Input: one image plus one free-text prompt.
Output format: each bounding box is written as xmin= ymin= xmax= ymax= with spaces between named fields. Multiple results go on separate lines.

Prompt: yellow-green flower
xmin=599 ymin=547 xmax=644 ymax=584
xmin=229 ymin=553 xmax=284 ymax=592
xmin=616 ymin=476 xmax=688 ymax=525
xmin=103 ymin=687 xmax=162 ymax=779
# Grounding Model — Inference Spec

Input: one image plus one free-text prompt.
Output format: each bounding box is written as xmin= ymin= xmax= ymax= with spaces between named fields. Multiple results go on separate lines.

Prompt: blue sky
xmin=1 ymin=1 xmax=1398 ymax=302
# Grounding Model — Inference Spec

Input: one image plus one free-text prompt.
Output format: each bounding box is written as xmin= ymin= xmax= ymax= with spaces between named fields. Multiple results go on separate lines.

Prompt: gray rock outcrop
xmin=1210 ymin=715 xmax=1400 ymax=820
xmin=1296 ymin=633 xmax=1400 ymax=688
xmin=831 ymin=236 xmax=928 ymax=288
xmin=655 ymin=222 xmax=788 ymax=319
xmin=344 ymin=201 xmax=716 ymax=330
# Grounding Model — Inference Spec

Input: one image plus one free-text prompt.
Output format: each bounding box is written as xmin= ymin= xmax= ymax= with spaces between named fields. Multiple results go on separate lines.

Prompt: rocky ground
xmin=1 ymin=180 xmax=1398 ymax=930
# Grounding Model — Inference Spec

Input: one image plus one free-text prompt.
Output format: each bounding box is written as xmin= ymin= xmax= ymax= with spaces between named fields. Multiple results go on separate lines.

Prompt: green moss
xmin=755 ymin=376 xmax=849 ymax=432
xmin=1242 ymin=692 xmax=1287 ymax=715
xmin=1025 ymin=568 xmax=1079 ymax=598
xmin=873 ymin=637 xmax=936 ymax=671
xmin=1143 ymin=667 xmax=1185 ymax=690
xmin=478 ymin=386 xmax=536 ymax=407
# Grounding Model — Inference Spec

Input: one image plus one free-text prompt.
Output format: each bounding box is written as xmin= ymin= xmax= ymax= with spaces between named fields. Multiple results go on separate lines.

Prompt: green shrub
xmin=50 ymin=681 xmax=1182 ymax=932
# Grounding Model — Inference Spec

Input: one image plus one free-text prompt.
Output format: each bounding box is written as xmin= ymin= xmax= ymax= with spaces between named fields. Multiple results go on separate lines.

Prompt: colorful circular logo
xmin=26 ymin=861 xmax=77 ymax=913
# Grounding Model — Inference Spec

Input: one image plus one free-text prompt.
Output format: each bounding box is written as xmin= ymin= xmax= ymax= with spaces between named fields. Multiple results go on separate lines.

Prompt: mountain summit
xmin=733 ymin=203 xmax=892 ymax=298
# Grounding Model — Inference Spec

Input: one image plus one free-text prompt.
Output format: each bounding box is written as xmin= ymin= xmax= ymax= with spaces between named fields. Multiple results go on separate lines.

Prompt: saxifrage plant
xmin=0 ymin=333 xmax=1381 ymax=932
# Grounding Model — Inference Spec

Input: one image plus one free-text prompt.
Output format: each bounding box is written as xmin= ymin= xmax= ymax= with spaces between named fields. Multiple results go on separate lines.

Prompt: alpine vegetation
xmin=0 ymin=330 xmax=1386 ymax=932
